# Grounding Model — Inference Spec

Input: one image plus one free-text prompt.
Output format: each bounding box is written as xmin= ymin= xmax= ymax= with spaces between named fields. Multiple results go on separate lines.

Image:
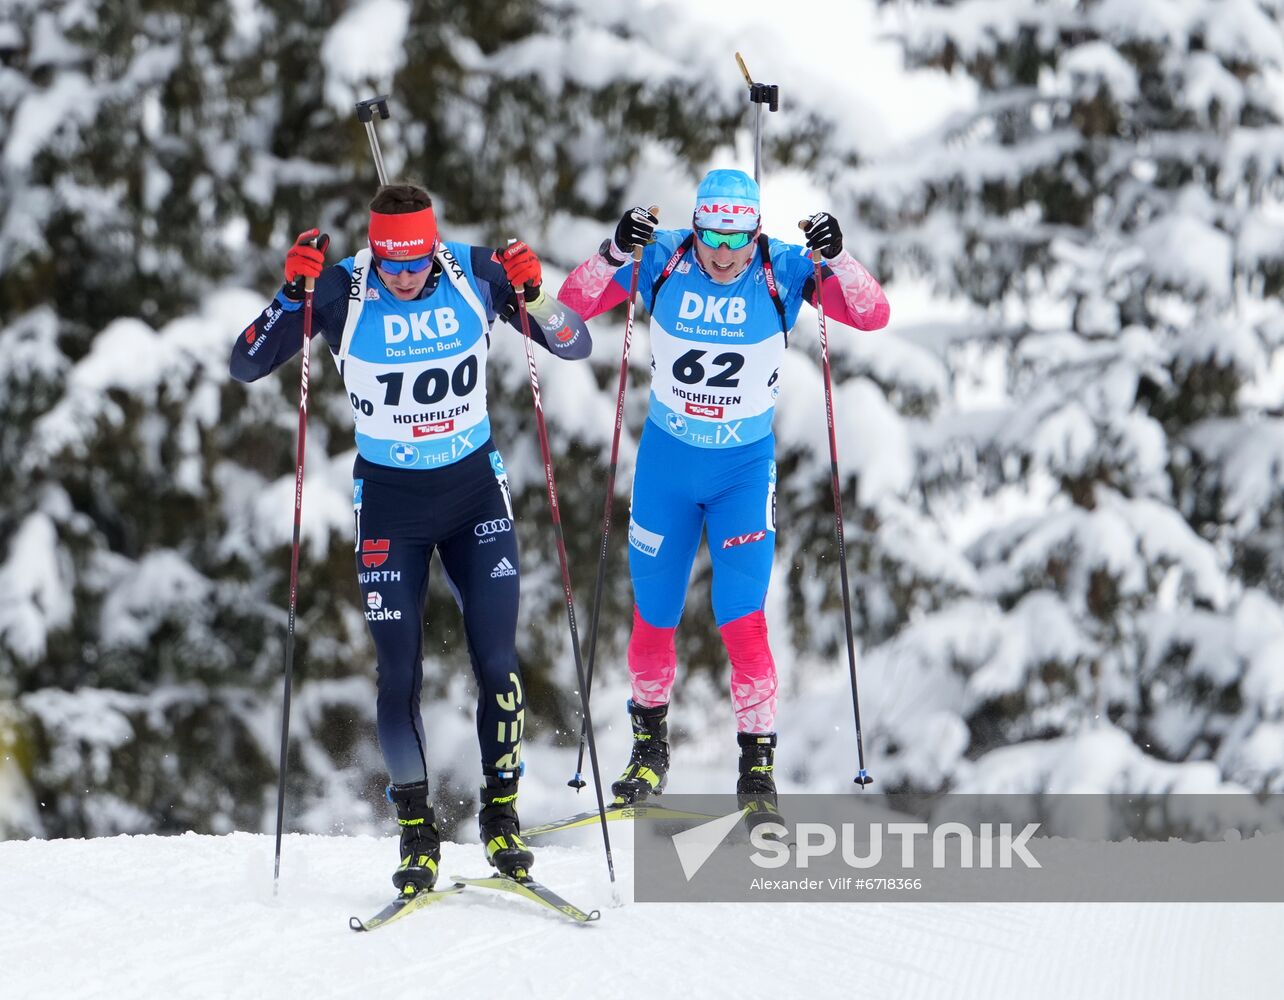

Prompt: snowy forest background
xmin=2 ymin=0 xmax=1284 ymax=843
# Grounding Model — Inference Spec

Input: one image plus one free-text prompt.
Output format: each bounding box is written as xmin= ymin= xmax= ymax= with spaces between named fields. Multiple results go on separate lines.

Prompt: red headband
xmin=368 ymin=207 xmax=438 ymax=259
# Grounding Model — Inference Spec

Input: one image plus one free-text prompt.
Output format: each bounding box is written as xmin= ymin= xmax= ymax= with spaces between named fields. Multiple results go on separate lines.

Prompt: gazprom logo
xmin=629 ymin=520 xmax=664 ymax=558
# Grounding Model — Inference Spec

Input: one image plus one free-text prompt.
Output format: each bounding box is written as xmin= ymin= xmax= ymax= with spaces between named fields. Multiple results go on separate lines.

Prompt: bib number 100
xmin=363 ymin=356 xmax=479 ymax=409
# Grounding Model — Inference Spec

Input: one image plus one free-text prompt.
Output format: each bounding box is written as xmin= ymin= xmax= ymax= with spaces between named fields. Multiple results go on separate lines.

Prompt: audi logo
xmin=474 ymin=518 xmax=513 ymax=537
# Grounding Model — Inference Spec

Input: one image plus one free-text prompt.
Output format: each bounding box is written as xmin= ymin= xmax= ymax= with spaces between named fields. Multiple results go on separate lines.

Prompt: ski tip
xmin=349 ymin=916 xmax=368 ymax=932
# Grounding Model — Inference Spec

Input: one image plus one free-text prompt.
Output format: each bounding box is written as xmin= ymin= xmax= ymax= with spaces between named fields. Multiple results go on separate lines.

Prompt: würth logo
xmin=361 ymin=538 xmax=391 ymax=568
xmin=685 ymin=402 xmax=724 ymax=419
xmin=722 ymin=530 xmax=768 ymax=550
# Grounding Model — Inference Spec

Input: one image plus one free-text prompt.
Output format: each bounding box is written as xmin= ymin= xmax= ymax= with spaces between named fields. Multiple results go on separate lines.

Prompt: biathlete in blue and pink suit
xmin=558 ymin=169 xmax=889 ymax=811
xmin=230 ymin=183 xmax=592 ymax=892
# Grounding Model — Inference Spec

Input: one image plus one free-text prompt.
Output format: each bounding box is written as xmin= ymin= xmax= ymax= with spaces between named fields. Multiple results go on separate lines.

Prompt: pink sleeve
xmin=557 ymin=252 xmax=630 ymax=320
xmin=819 ymin=252 xmax=889 ymax=331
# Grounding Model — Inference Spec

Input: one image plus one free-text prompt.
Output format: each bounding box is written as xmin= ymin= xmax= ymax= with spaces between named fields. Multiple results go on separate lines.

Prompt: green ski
xmin=450 ymin=874 xmax=600 ymax=923
xmin=349 ymin=882 xmax=466 ymax=932
xmin=522 ymin=802 xmax=720 ymax=839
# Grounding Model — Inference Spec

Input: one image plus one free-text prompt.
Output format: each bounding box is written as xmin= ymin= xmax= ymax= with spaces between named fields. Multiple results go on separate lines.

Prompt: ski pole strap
xmin=756 ymin=233 xmax=788 ymax=341
xmin=650 ymin=233 xmax=695 ymax=307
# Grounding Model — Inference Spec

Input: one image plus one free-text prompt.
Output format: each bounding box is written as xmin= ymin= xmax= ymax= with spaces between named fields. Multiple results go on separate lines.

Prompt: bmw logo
xmin=390 ymin=443 xmax=421 ymax=466
xmin=666 ymin=413 xmax=687 ymax=435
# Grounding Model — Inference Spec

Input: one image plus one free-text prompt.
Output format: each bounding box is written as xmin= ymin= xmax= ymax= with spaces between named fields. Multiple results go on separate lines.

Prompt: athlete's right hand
xmin=283 ymin=228 xmax=331 ymax=299
xmin=613 ymin=206 xmax=658 ymax=254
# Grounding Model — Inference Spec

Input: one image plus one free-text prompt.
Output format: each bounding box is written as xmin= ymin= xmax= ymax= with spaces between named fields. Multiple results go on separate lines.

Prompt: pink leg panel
xmin=627 ymin=605 xmax=677 ymax=707
xmin=720 ymin=610 xmax=778 ymax=733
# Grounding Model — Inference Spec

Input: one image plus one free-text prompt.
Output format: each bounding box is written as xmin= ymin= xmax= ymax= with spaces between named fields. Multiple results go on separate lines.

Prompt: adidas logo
xmin=490 ymin=557 xmax=517 ymax=579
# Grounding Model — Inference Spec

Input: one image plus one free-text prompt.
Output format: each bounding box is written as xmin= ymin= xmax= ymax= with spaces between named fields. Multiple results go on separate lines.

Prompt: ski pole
xmin=734 ymin=53 xmax=779 ymax=186
xmin=799 ymin=220 xmax=873 ymax=788
xmin=356 ymin=95 xmax=392 ymax=186
xmin=272 ymin=269 xmax=318 ymax=890
xmin=511 ymin=267 xmax=617 ymax=881
xmin=569 ymin=207 xmax=660 ymax=790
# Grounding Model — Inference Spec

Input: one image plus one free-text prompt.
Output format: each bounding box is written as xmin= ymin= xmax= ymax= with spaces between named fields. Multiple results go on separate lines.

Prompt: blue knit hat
xmin=693 ymin=169 xmax=761 ymax=232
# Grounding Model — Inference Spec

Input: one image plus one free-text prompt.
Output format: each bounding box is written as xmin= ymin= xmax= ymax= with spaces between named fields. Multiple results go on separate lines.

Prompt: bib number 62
xmin=672 ymin=349 xmax=744 ymax=388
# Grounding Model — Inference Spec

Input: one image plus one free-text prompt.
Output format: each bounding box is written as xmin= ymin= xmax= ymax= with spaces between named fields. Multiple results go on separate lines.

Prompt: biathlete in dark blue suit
xmin=230 ymin=183 xmax=592 ymax=894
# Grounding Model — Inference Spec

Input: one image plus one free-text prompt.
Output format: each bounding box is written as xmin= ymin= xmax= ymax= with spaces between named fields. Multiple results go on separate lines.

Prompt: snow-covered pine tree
xmin=788 ymin=0 xmax=1284 ymax=793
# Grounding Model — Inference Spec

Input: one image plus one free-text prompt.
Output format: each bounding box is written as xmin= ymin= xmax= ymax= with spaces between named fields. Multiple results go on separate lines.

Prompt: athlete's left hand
xmin=802 ymin=212 xmax=843 ymax=260
xmin=498 ymin=241 xmax=542 ymax=298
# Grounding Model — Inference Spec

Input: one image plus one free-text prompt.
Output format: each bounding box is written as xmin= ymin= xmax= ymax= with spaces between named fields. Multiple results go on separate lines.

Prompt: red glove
xmin=498 ymin=241 xmax=542 ymax=293
xmin=283 ymin=228 xmax=330 ymax=291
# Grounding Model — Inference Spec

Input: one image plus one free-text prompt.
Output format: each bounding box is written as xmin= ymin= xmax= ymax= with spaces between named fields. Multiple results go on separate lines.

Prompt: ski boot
xmin=479 ymin=771 xmax=535 ymax=878
xmin=387 ymin=780 xmax=441 ymax=896
xmin=736 ymin=732 xmax=782 ymax=832
xmin=610 ymin=700 xmax=670 ymax=805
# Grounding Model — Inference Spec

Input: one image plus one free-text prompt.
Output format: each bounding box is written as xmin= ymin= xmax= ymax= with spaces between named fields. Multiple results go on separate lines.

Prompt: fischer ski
xmin=450 ymin=873 xmax=600 ymax=924
xmin=349 ymin=882 xmax=466 ymax=932
xmin=523 ymin=802 xmax=720 ymax=839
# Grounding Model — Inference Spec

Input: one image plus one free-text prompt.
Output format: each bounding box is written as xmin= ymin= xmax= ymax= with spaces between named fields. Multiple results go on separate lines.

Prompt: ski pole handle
xmin=355 ymin=95 xmax=392 ymax=186
xmin=634 ymin=205 xmax=660 ymax=260
xmin=799 ymin=218 xmax=822 ymax=263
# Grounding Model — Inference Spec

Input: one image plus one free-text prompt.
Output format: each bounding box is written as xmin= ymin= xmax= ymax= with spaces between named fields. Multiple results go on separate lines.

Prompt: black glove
xmin=802 ymin=212 xmax=843 ymax=260
xmin=607 ymin=206 xmax=659 ymax=262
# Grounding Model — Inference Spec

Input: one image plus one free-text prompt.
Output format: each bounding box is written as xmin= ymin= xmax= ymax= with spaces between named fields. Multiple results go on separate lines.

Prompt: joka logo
xmin=361 ymin=539 xmax=390 ymax=568
xmin=474 ymin=518 xmax=512 ymax=538
xmin=685 ymin=402 xmax=724 ymax=419
xmin=348 ymin=265 xmax=365 ymax=301
xmin=412 ymin=420 xmax=454 ymax=437
xmin=490 ymin=557 xmax=517 ymax=578
xmin=722 ymin=530 xmax=768 ymax=550
xmin=390 ymin=442 xmax=421 ymax=466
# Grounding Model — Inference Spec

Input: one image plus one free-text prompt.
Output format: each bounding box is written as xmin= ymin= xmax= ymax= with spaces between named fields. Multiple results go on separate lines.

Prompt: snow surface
xmin=1 ymin=832 xmax=1280 ymax=1000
